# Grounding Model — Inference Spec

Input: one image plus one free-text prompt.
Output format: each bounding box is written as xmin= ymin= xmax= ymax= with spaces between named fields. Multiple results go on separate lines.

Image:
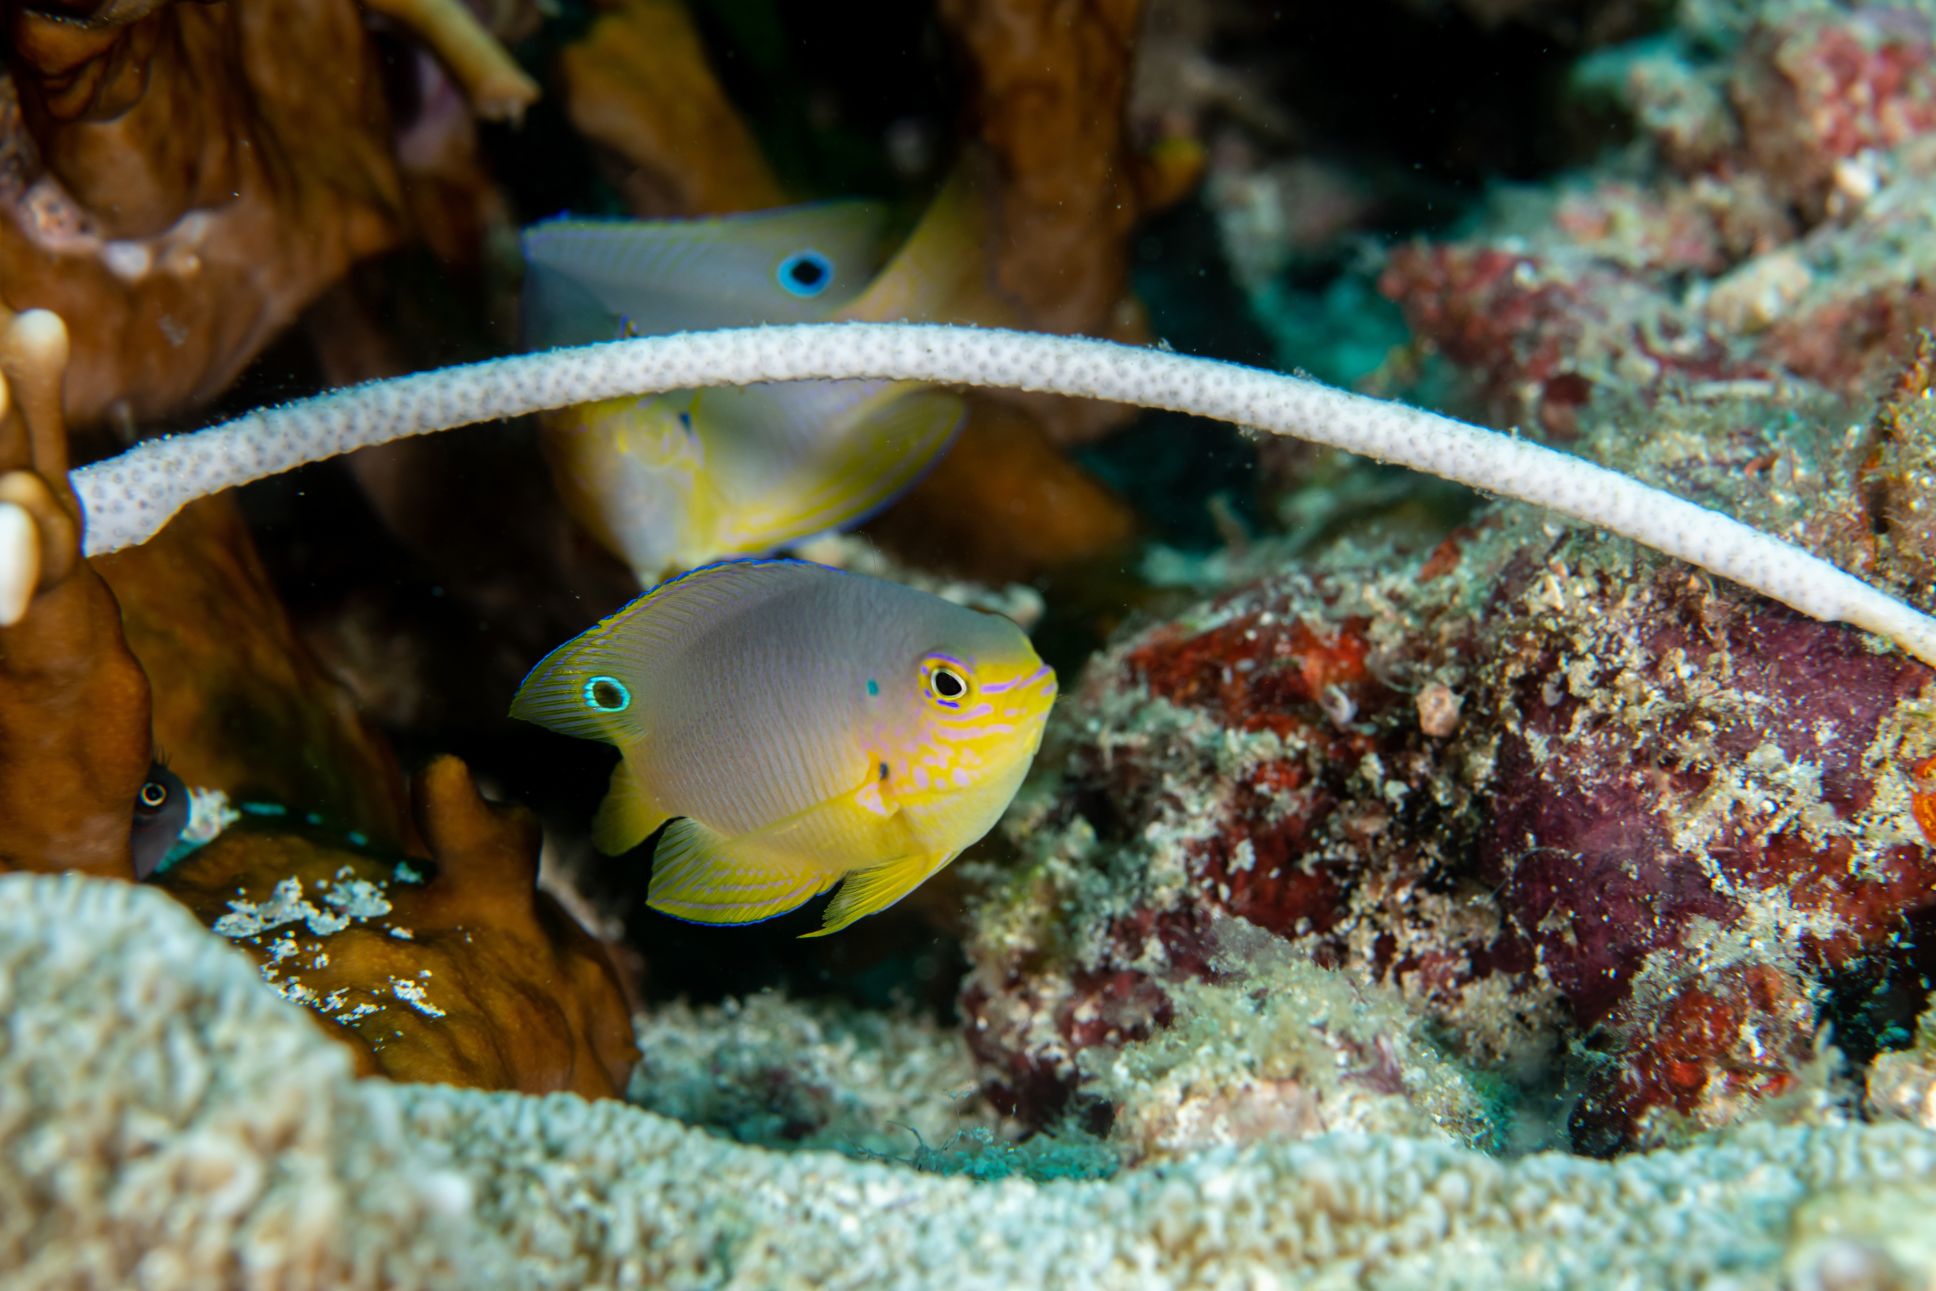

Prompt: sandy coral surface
xmin=11 ymin=871 xmax=1936 ymax=1291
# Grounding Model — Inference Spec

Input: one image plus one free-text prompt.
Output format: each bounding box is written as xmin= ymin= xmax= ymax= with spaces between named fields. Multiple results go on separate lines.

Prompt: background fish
xmin=522 ymin=176 xmax=1002 ymax=581
xmin=130 ymin=760 xmax=189 ymax=880
xmin=510 ymin=559 xmax=1056 ymax=937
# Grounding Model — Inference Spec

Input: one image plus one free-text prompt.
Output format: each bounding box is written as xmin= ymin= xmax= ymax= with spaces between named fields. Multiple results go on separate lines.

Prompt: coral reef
xmin=1871 ymin=998 xmax=1936 ymax=1130
xmin=1380 ymin=5 xmax=1936 ymax=435
xmin=14 ymin=1 xmax=1936 ymax=1282
xmin=628 ymin=991 xmax=996 ymax=1158
xmin=11 ymin=872 xmax=1936 ymax=1289
xmin=0 ymin=301 xmax=629 ymax=1097
xmin=960 ymin=359 xmax=1936 ymax=1150
xmin=0 ymin=0 xmax=527 ymax=428
xmin=1081 ymin=917 xmax=1506 ymax=1162
xmin=0 ymin=308 xmax=149 ymax=878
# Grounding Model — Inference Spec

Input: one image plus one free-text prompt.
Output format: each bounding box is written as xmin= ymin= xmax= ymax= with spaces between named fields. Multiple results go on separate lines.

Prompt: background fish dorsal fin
xmin=520 ymin=200 xmax=895 ymax=348
xmin=508 ymin=559 xmax=834 ymax=743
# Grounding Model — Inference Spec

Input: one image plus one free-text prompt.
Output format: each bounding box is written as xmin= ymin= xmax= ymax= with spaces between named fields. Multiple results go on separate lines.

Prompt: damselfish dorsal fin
xmin=520 ymin=200 xmax=895 ymax=347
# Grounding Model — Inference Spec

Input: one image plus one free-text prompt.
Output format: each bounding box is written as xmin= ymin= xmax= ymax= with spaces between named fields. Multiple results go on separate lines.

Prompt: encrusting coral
xmin=957 ymin=340 xmax=1936 ymax=1149
xmin=10 ymin=870 xmax=1936 ymax=1289
xmin=1380 ymin=4 xmax=1936 ymax=437
xmin=628 ymin=990 xmax=999 ymax=1159
xmin=1079 ymin=917 xmax=1507 ymax=1162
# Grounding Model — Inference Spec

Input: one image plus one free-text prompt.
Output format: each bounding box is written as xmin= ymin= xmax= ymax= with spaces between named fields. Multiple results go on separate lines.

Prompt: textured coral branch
xmin=70 ymin=322 xmax=1936 ymax=665
xmin=360 ymin=0 xmax=540 ymax=122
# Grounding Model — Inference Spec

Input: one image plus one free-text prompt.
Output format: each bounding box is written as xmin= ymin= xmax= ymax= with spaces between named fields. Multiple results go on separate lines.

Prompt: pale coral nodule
xmin=0 ymin=503 xmax=37 ymax=627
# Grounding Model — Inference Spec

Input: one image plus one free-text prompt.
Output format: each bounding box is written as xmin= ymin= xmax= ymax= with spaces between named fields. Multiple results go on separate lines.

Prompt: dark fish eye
xmin=776 ymin=250 xmax=833 ymax=298
xmin=130 ymin=761 xmax=190 ymax=881
xmin=930 ymin=666 xmax=967 ymax=700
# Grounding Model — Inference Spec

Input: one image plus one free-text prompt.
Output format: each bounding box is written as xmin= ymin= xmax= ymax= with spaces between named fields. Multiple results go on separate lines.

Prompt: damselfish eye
xmin=929 ymin=666 xmax=968 ymax=700
xmin=776 ymin=249 xmax=833 ymax=298
xmin=138 ymin=780 xmax=169 ymax=810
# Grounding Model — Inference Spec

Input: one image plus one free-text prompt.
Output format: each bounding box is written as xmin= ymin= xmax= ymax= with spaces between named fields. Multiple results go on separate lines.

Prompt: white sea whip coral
xmin=60 ymin=320 xmax=1936 ymax=666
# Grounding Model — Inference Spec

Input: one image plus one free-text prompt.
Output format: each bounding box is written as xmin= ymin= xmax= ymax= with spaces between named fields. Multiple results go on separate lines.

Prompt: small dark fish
xmin=131 ymin=762 xmax=189 ymax=880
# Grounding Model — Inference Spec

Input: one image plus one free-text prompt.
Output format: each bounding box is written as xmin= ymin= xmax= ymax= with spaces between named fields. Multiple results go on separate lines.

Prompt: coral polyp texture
xmin=12 ymin=871 xmax=1936 ymax=1290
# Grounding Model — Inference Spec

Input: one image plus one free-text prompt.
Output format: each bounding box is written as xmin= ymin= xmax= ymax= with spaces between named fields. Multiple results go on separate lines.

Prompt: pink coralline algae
xmin=960 ymin=5 xmax=1936 ymax=1153
xmin=1733 ymin=8 xmax=1936 ymax=213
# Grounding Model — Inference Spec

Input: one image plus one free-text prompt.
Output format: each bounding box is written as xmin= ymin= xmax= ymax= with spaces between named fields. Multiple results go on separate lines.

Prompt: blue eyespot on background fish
xmin=520 ymin=175 xmax=1005 ymax=581
xmin=521 ymin=199 xmax=895 ymax=344
xmin=510 ymin=559 xmax=1056 ymax=937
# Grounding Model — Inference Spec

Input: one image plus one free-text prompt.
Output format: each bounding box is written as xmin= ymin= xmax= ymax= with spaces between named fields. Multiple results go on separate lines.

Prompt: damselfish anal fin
xmin=646 ymin=817 xmax=838 ymax=926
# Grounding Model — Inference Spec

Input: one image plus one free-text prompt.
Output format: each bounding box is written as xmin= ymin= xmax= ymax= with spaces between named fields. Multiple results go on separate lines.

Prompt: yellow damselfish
xmin=510 ymin=559 xmax=1057 ymax=936
xmin=521 ymin=174 xmax=1002 ymax=582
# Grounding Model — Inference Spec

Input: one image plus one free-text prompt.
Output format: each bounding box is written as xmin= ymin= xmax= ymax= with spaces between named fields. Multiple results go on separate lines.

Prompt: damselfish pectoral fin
xmin=647 ymin=817 xmax=840 ymax=926
xmin=800 ymin=850 xmax=957 ymax=939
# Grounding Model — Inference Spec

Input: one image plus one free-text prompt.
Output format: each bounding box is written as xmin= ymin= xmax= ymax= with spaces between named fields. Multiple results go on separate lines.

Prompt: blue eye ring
xmin=776 ymin=249 xmax=834 ymax=298
xmin=584 ymin=675 xmax=632 ymax=712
